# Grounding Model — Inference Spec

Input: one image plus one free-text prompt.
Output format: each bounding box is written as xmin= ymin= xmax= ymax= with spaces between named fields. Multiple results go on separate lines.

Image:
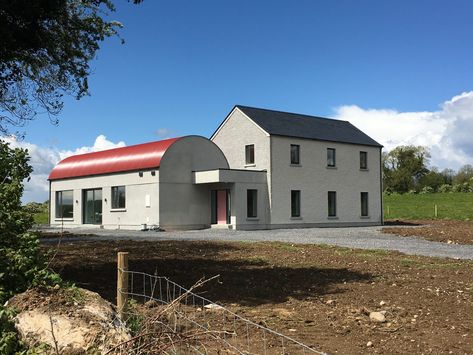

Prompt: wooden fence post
xmin=117 ymin=252 xmax=129 ymax=320
xmin=434 ymin=204 xmax=438 ymax=218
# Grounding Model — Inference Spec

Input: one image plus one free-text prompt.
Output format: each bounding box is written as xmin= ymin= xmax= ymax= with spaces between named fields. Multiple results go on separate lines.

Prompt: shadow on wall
xmin=48 ymin=240 xmax=373 ymax=306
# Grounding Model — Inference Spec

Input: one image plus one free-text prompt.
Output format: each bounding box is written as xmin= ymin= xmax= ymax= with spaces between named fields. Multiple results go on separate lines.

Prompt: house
xmin=48 ymin=106 xmax=383 ymax=230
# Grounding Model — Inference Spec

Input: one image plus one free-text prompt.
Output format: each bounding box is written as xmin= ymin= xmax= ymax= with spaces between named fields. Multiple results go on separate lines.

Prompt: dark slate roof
xmin=235 ymin=105 xmax=382 ymax=147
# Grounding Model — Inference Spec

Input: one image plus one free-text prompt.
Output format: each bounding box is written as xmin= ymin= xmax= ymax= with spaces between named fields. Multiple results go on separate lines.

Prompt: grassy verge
xmin=384 ymin=192 xmax=473 ymax=220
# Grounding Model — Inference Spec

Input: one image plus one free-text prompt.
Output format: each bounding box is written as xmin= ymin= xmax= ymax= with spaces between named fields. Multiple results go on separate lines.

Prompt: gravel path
xmin=39 ymin=226 xmax=473 ymax=260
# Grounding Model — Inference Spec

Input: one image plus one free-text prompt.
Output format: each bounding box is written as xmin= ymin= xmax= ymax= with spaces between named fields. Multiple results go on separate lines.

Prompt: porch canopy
xmin=193 ymin=168 xmax=266 ymax=184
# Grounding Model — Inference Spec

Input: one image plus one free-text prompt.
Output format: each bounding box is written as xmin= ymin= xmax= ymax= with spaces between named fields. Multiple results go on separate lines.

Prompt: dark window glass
xmin=291 ymin=190 xmax=301 ymax=217
xmin=290 ymin=144 xmax=300 ymax=165
xmin=247 ymin=189 xmax=258 ymax=218
xmin=245 ymin=144 xmax=255 ymax=165
xmin=361 ymin=192 xmax=369 ymax=217
xmin=112 ymin=186 xmax=126 ymax=209
xmin=55 ymin=190 xmax=73 ymax=218
xmin=328 ymin=191 xmax=337 ymax=217
xmin=360 ymin=151 xmax=368 ymax=169
xmin=327 ymin=148 xmax=336 ymax=167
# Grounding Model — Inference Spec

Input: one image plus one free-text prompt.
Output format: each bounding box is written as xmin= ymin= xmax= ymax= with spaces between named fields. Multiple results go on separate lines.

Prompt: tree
xmin=383 ymin=145 xmax=430 ymax=193
xmin=418 ymin=167 xmax=448 ymax=192
xmin=453 ymin=164 xmax=473 ymax=185
xmin=0 ymin=0 xmax=141 ymax=136
xmin=0 ymin=140 xmax=59 ymax=304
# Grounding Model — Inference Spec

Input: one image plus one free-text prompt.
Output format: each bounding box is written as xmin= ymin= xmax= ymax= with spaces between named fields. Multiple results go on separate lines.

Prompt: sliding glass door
xmin=83 ymin=189 xmax=102 ymax=224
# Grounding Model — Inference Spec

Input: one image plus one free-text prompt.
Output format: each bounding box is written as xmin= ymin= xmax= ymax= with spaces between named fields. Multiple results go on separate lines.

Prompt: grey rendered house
xmin=211 ymin=106 xmax=383 ymax=229
xmin=49 ymin=105 xmax=382 ymax=230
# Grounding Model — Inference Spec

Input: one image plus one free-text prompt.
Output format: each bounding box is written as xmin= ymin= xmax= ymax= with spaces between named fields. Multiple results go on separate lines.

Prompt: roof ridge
xmin=236 ymin=105 xmax=348 ymax=123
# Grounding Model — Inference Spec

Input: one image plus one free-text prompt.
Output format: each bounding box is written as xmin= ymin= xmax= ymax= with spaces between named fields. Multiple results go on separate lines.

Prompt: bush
xmin=419 ymin=186 xmax=434 ymax=194
xmin=438 ymin=184 xmax=452 ymax=193
xmin=0 ymin=140 xmax=62 ymax=353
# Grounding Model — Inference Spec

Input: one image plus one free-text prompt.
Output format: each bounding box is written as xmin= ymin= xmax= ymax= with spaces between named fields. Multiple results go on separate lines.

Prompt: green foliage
xmin=438 ymin=184 xmax=452 ymax=193
xmin=384 ymin=192 xmax=473 ymax=220
xmin=0 ymin=306 xmax=24 ymax=354
xmin=0 ymin=0 xmax=141 ymax=136
xmin=383 ymin=145 xmax=430 ymax=193
xmin=419 ymin=186 xmax=434 ymax=194
xmin=453 ymin=164 xmax=473 ymax=185
xmin=0 ymin=140 xmax=60 ymax=304
xmin=24 ymin=201 xmax=49 ymax=224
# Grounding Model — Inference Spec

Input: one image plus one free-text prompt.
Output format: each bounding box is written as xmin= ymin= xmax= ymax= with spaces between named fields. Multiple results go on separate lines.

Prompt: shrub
xmin=438 ymin=184 xmax=452 ymax=193
xmin=419 ymin=186 xmax=434 ymax=194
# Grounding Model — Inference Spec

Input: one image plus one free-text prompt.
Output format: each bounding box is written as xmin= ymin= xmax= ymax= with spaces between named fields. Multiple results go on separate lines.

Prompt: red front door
xmin=217 ymin=190 xmax=227 ymax=224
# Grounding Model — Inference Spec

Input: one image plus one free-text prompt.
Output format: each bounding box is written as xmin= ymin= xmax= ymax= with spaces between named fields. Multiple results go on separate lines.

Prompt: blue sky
xmin=8 ymin=0 xmax=473 ymax=201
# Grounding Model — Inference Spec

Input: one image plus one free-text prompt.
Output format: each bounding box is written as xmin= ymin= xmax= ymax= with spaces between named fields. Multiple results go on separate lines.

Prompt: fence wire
xmin=118 ymin=268 xmax=327 ymax=355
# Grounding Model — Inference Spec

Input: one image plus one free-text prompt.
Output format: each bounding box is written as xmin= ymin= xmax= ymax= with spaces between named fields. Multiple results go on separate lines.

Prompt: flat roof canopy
xmin=193 ymin=169 xmax=266 ymax=184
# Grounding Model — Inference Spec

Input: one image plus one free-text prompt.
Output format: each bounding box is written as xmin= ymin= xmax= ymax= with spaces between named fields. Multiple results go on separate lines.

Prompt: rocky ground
xmin=383 ymin=219 xmax=473 ymax=245
xmin=43 ymin=238 xmax=473 ymax=354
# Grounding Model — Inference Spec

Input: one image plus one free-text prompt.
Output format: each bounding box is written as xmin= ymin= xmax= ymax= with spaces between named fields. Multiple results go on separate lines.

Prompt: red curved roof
xmin=49 ymin=137 xmax=181 ymax=180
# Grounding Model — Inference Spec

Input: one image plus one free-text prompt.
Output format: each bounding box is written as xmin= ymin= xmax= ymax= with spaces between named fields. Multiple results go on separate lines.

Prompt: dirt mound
xmin=7 ymin=286 xmax=130 ymax=354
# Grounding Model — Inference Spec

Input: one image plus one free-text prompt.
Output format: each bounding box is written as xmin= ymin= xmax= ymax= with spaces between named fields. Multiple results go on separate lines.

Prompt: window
xmin=291 ymin=190 xmax=301 ymax=217
xmin=328 ymin=191 xmax=337 ymax=217
xmin=360 ymin=151 xmax=368 ymax=170
xmin=361 ymin=192 xmax=369 ymax=217
xmin=247 ymin=189 xmax=258 ymax=218
xmin=112 ymin=186 xmax=126 ymax=209
xmin=55 ymin=190 xmax=73 ymax=218
xmin=290 ymin=144 xmax=300 ymax=165
xmin=327 ymin=148 xmax=336 ymax=167
xmin=245 ymin=144 xmax=255 ymax=165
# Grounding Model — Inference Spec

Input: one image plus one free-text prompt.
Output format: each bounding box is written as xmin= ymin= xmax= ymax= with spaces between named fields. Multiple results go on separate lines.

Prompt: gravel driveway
xmin=39 ymin=225 xmax=473 ymax=260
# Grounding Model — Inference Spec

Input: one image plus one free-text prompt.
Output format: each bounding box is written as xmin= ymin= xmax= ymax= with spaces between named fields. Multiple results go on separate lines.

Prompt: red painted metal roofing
xmin=49 ymin=137 xmax=181 ymax=180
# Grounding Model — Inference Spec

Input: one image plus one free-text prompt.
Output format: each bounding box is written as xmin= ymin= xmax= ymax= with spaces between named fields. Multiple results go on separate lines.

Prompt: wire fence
xmin=118 ymin=268 xmax=327 ymax=355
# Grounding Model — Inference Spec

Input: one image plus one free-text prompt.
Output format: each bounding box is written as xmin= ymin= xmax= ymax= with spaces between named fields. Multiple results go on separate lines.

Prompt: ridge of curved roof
xmin=49 ymin=137 xmax=181 ymax=180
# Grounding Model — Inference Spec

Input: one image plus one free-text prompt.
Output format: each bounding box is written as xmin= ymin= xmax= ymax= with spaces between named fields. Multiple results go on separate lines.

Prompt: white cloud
xmin=3 ymin=135 xmax=125 ymax=203
xmin=334 ymin=91 xmax=473 ymax=170
xmin=154 ymin=128 xmax=174 ymax=139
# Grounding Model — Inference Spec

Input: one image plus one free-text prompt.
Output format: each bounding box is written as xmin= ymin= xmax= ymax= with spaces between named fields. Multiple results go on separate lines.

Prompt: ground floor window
xmin=112 ymin=186 xmax=126 ymax=209
xmin=361 ymin=192 xmax=369 ymax=216
xmin=55 ymin=190 xmax=73 ymax=218
xmin=291 ymin=190 xmax=301 ymax=217
xmin=247 ymin=189 xmax=258 ymax=218
xmin=328 ymin=191 xmax=337 ymax=217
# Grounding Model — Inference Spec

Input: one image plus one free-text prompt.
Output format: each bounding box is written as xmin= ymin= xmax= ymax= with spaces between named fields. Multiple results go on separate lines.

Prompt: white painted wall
xmin=50 ymin=170 xmax=159 ymax=230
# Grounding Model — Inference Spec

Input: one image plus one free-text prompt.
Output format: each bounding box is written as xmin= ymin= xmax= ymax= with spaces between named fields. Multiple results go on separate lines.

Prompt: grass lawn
xmin=384 ymin=192 xmax=473 ymax=220
xmin=33 ymin=211 xmax=49 ymax=224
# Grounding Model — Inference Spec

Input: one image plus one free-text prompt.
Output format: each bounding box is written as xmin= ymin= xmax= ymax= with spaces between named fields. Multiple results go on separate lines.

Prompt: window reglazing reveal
xmin=360 ymin=151 xmax=368 ymax=169
xmin=291 ymin=190 xmax=301 ymax=217
xmin=55 ymin=190 xmax=73 ymax=218
xmin=112 ymin=186 xmax=126 ymax=209
xmin=361 ymin=192 xmax=369 ymax=217
xmin=245 ymin=144 xmax=255 ymax=165
xmin=290 ymin=144 xmax=300 ymax=165
xmin=328 ymin=191 xmax=337 ymax=217
xmin=247 ymin=189 xmax=257 ymax=218
xmin=327 ymin=148 xmax=336 ymax=167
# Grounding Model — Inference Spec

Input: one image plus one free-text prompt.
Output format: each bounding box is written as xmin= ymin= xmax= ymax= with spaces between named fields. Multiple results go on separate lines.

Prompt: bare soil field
xmin=384 ymin=220 xmax=473 ymax=245
xmin=43 ymin=239 xmax=473 ymax=354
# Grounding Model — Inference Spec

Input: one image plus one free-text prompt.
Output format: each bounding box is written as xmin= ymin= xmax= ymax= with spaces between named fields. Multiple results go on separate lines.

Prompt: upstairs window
xmin=245 ymin=144 xmax=255 ymax=165
xmin=290 ymin=144 xmax=300 ymax=165
xmin=360 ymin=151 xmax=368 ymax=170
xmin=247 ymin=189 xmax=258 ymax=218
xmin=291 ymin=190 xmax=301 ymax=217
xmin=361 ymin=192 xmax=369 ymax=217
xmin=328 ymin=191 xmax=337 ymax=217
xmin=55 ymin=190 xmax=73 ymax=218
xmin=327 ymin=148 xmax=336 ymax=167
xmin=112 ymin=186 xmax=126 ymax=209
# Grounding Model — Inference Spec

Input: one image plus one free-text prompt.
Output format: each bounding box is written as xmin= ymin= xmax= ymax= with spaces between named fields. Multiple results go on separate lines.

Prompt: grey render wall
xmin=50 ymin=170 xmax=159 ymax=230
xmin=159 ymin=136 xmax=229 ymax=229
xmin=270 ymin=135 xmax=382 ymax=226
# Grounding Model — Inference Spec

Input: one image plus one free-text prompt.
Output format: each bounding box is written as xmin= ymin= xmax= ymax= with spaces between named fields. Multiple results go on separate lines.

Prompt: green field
xmin=384 ymin=192 xmax=473 ymax=221
xmin=33 ymin=211 xmax=49 ymax=224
